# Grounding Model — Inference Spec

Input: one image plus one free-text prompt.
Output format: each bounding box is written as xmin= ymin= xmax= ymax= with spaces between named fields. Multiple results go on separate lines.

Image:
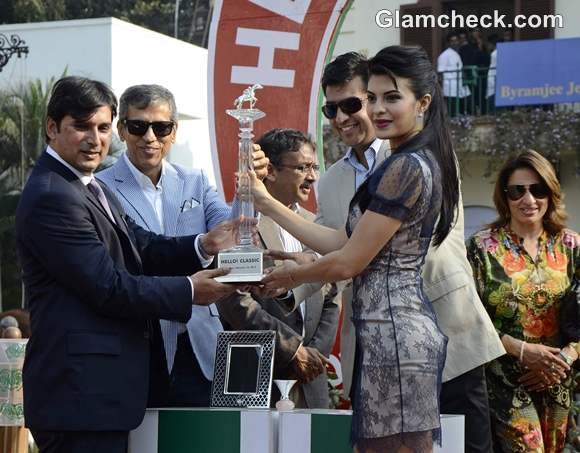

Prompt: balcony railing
xmin=439 ymin=67 xmax=580 ymax=117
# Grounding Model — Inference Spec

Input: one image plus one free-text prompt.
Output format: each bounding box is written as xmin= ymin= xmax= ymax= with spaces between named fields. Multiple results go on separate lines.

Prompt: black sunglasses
xmin=504 ymin=183 xmax=550 ymax=201
xmin=321 ymin=97 xmax=365 ymax=119
xmin=123 ymin=119 xmax=175 ymax=137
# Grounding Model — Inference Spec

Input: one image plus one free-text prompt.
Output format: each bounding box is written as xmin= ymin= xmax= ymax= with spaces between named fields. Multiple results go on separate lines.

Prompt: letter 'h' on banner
xmin=207 ymin=0 xmax=351 ymax=208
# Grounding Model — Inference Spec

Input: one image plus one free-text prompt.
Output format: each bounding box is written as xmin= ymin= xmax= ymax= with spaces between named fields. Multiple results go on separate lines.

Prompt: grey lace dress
xmin=347 ymin=149 xmax=448 ymax=452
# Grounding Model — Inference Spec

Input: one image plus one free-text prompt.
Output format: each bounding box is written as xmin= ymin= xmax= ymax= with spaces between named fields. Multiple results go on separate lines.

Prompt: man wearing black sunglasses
xmin=98 ymin=84 xmax=269 ymax=408
xmin=316 ymin=52 xmax=390 ymax=398
xmin=312 ymin=52 xmax=504 ymax=453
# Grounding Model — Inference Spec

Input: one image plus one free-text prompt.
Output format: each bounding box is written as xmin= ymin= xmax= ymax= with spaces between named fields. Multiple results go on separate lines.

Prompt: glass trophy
xmin=274 ymin=379 xmax=297 ymax=411
xmin=216 ymin=85 xmax=265 ymax=283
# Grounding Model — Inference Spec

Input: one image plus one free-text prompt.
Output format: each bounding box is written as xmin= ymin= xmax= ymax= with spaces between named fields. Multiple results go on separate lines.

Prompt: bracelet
xmin=519 ymin=340 xmax=526 ymax=362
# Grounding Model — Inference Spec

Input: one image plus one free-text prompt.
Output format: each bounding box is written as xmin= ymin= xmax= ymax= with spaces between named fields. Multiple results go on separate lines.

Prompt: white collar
xmin=123 ymin=153 xmax=165 ymax=190
xmin=442 ymin=47 xmax=460 ymax=58
xmin=343 ymin=138 xmax=383 ymax=165
xmin=46 ymin=145 xmax=93 ymax=186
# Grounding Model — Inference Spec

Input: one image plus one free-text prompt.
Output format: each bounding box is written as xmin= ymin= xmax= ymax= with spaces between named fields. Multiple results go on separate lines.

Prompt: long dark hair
xmin=368 ymin=45 xmax=459 ymax=246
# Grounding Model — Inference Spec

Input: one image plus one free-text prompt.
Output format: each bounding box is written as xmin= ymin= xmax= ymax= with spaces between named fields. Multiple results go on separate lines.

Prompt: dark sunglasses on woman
xmin=122 ymin=119 xmax=175 ymax=137
xmin=321 ymin=96 xmax=365 ymax=119
xmin=504 ymin=183 xmax=550 ymax=201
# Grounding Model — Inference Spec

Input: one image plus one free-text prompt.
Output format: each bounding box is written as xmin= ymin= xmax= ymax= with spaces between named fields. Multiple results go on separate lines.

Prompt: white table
xmin=129 ymin=408 xmax=464 ymax=453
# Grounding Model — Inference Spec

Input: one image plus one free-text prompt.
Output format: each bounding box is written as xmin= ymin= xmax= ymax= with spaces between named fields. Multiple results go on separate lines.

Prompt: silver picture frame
xmin=210 ymin=330 xmax=275 ymax=408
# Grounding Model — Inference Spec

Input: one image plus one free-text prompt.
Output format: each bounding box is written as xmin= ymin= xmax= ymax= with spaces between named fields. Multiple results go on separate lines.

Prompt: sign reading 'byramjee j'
xmin=495 ymin=37 xmax=580 ymax=107
xmin=208 ymin=0 xmax=349 ymax=202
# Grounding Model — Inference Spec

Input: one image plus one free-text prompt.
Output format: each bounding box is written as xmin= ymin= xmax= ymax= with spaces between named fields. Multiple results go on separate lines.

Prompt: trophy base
xmin=216 ymin=246 xmax=263 ymax=283
xmin=275 ymin=399 xmax=295 ymax=411
xmin=214 ymin=273 xmax=265 ymax=283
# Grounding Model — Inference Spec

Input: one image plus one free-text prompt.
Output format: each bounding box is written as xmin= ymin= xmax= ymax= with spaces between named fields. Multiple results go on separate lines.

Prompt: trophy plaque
xmin=216 ymin=84 xmax=265 ymax=283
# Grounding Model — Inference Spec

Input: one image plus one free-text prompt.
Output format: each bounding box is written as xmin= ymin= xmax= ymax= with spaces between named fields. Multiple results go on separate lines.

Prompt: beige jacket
xmin=315 ymin=141 xmax=505 ymax=394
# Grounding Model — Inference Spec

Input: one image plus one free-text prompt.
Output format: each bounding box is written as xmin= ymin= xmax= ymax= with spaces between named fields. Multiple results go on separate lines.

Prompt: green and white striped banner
xmin=129 ymin=408 xmax=276 ymax=453
xmin=129 ymin=409 xmax=464 ymax=453
xmin=277 ymin=411 xmax=464 ymax=453
xmin=278 ymin=410 xmax=352 ymax=453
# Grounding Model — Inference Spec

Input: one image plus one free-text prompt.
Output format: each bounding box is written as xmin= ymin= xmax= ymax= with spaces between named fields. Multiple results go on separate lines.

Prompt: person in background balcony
xmin=437 ymin=31 xmax=470 ymax=116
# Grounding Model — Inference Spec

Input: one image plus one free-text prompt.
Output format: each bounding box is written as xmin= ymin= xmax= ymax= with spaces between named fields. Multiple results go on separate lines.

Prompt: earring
xmin=417 ymin=111 xmax=424 ymax=118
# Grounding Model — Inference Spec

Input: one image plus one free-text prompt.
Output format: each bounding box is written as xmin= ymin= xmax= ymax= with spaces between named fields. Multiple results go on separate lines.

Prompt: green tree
xmin=1 ymin=0 xmax=214 ymax=48
xmin=0 ymin=74 xmax=59 ymax=310
xmin=0 ymin=103 xmax=20 ymax=185
xmin=9 ymin=0 xmax=67 ymax=22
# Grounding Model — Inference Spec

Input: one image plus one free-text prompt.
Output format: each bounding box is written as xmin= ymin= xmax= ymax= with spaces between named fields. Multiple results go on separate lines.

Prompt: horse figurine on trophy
xmin=234 ymin=83 xmax=263 ymax=110
xmin=216 ymin=85 xmax=266 ymax=283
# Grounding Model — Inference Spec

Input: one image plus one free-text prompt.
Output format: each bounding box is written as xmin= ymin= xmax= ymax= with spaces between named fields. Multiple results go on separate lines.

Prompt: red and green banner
xmin=207 ymin=1 xmax=352 ymax=403
xmin=207 ymin=0 xmax=350 ymax=205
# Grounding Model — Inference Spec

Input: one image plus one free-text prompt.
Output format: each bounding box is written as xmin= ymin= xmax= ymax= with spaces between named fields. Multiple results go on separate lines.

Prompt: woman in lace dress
xmin=253 ymin=46 xmax=459 ymax=453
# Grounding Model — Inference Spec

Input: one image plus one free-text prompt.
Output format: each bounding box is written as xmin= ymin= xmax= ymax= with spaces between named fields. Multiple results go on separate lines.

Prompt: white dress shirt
xmin=487 ymin=49 xmax=497 ymax=99
xmin=342 ymin=138 xmax=382 ymax=191
xmin=46 ymin=146 xmax=93 ymax=185
xmin=124 ymin=153 xmax=165 ymax=233
xmin=437 ymin=47 xmax=470 ymax=98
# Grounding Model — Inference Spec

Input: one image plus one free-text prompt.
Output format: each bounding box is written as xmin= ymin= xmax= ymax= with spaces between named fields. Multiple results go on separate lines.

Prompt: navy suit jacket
xmin=16 ymin=152 xmax=201 ymax=431
xmin=98 ymin=156 xmax=231 ymax=402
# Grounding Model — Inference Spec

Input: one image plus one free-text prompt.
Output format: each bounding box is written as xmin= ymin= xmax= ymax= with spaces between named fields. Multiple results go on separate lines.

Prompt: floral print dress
xmin=467 ymin=227 xmax=579 ymax=453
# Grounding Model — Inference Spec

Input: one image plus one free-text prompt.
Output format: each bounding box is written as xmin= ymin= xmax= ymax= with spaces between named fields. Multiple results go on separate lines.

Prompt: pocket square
xmin=180 ymin=198 xmax=200 ymax=212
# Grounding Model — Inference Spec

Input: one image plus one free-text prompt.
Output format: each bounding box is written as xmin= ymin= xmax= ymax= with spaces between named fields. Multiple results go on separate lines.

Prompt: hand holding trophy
xmin=215 ymin=85 xmax=266 ymax=283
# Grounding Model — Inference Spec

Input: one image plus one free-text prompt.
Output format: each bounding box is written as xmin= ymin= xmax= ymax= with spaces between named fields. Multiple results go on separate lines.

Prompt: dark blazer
xmin=16 ymin=152 xmax=201 ymax=432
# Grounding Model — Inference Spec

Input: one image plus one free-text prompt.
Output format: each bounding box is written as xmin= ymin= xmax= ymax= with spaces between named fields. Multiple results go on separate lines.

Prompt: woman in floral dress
xmin=467 ymin=150 xmax=579 ymax=452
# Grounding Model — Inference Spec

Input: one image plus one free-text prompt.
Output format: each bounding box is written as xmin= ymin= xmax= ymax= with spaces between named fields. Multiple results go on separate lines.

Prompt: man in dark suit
xmin=16 ymin=76 xmax=242 ymax=453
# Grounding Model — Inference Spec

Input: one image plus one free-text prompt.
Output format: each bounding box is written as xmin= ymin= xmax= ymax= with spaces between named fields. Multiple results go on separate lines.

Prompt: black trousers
xmin=440 ymin=365 xmax=493 ymax=453
xmin=31 ymin=430 xmax=128 ymax=453
xmin=166 ymin=331 xmax=212 ymax=407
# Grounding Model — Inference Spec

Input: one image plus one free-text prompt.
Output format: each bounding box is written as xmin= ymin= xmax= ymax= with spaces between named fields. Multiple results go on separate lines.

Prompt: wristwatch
xmin=560 ymin=350 xmax=574 ymax=366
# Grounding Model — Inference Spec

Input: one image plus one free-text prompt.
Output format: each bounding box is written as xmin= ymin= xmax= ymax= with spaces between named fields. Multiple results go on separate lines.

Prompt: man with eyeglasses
xmin=98 ymin=84 xmax=269 ymax=408
xmin=217 ymin=128 xmax=339 ymax=409
xmin=308 ymin=52 xmax=504 ymax=452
